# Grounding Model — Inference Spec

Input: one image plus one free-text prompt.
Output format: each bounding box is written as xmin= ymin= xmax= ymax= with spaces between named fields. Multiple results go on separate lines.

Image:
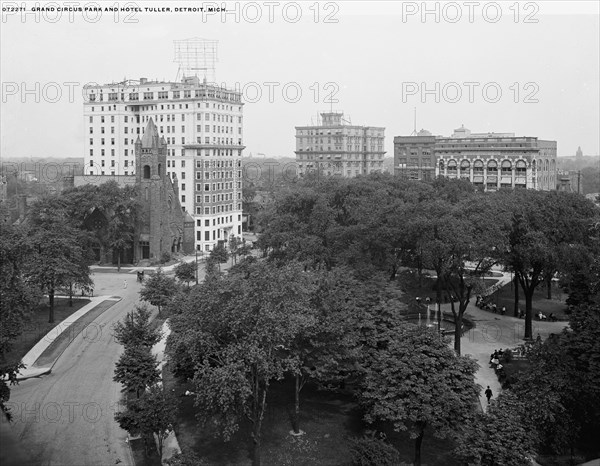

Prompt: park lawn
xmin=1 ymin=297 xmax=90 ymax=366
xmin=163 ymin=363 xmax=461 ymax=465
xmin=397 ymin=270 xmax=499 ymax=304
xmin=489 ymin=280 xmax=569 ymax=320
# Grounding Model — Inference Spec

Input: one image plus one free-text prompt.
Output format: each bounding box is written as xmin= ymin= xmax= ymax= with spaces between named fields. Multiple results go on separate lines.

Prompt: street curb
xmin=10 ymin=296 xmax=122 ymax=381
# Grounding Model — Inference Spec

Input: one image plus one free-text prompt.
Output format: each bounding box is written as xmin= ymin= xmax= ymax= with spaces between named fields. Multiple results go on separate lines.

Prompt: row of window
xmin=195 ymin=192 xmax=241 ymax=204
xmin=196 ymin=203 xmax=242 ymax=215
xmin=89 ymin=90 xmax=242 ymax=103
xmin=196 ymin=215 xmax=242 ymax=228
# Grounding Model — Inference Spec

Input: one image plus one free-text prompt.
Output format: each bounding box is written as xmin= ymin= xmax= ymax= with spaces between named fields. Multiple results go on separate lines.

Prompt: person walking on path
xmin=123 ymin=279 xmax=128 ymax=289
xmin=485 ymin=386 xmax=493 ymax=404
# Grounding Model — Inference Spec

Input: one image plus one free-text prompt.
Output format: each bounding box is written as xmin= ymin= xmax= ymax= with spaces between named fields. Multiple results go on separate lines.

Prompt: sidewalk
xmin=455 ymin=301 xmax=568 ymax=411
xmin=10 ymin=295 xmax=121 ymax=380
xmin=150 ymin=320 xmax=182 ymax=464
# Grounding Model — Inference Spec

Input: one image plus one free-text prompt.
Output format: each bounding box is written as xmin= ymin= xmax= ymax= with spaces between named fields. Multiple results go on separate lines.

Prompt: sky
xmin=1 ymin=0 xmax=599 ymax=160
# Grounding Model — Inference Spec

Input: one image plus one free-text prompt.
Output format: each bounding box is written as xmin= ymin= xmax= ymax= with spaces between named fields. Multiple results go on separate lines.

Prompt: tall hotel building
xmin=295 ymin=112 xmax=385 ymax=177
xmin=83 ymin=76 xmax=244 ymax=252
xmin=394 ymin=126 xmax=557 ymax=191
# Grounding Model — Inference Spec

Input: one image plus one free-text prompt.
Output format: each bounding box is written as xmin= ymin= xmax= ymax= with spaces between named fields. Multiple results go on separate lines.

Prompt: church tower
xmin=134 ymin=119 xmax=168 ymax=261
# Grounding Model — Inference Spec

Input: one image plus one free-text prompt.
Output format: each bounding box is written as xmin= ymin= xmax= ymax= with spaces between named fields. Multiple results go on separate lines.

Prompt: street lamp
xmin=195 ymin=248 xmax=198 ymax=285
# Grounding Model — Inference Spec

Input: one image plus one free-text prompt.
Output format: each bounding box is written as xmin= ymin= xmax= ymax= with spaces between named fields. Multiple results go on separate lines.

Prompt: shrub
xmin=349 ymin=433 xmax=401 ymax=466
xmin=160 ymin=252 xmax=171 ymax=264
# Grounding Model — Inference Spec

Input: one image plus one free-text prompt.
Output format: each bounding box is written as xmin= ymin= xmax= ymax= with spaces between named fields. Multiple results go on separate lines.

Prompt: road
xmin=4 ymin=271 xmax=144 ymax=466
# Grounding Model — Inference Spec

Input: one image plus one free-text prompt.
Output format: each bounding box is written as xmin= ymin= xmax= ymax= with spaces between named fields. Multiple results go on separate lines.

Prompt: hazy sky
xmin=1 ymin=1 xmax=599 ymax=159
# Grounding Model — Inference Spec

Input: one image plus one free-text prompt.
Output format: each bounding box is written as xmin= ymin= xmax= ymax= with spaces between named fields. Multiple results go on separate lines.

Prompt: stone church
xmin=73 ymin=119 xmax=194 ymax=263
xmin=134 ymin=118 xmax=194 ymax=261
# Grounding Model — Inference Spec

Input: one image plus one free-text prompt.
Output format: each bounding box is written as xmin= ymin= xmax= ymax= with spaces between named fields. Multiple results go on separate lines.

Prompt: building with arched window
xmin=394 ymin=125 xmax=557 ymax=191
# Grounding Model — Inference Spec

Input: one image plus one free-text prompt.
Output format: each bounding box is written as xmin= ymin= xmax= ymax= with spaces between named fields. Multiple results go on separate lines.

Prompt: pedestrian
xmin=123 ymin=279 xmax=128 ymax=289
xmin=485 ymin=386 xmax=493 ymax=403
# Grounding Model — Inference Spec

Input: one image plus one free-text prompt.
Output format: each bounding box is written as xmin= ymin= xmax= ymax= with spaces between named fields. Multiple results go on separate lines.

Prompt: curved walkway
xmin=456 ymin=302 xmax=568 ymax=410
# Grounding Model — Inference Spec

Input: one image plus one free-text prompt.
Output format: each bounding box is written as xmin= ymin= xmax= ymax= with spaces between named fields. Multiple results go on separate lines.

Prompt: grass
xmin=163 ymin=363 xmax=462 ymax=465
xmin=488 ymin=280 xmax=569 ymax=319
xmin=1 ymin=297 xmax=90 ymax=366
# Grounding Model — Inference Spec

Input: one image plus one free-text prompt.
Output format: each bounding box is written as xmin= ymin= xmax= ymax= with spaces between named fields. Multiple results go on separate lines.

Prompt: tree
xmin=140 ymin=268 xmax=178 ymax=315
xmin=495 ymin=190 xmax=598 ymax=339
xmin=228 ymin=235 xmax=242 ymax=265
xmin=420 ymin=198 xmax=499 ymax=354
xmin=112 ymin=305 xmax=162 ymax=348
xmin=454 ymin=391 xmax=535 ymax=466
xmin=113 ymin=346 xmax=161 ymax=398
xmin=174 ymin=261 xmax=196 ymax=288
xmin=0 ymin=224 xmax=41 ymax=357
xmin=209 ymin=243 xmax=228 ymax=271
xmin=512 ymin=304 xmax=600 ymax=457
xmin=167 ymin=261 xmax=315 ymax=465
xmin=287 ymin=266 xmax=365 ymax=434
xmin=115 ymin=384 xmax=179 ymax=458
xmin=60 ymin=181 xmax=139 ymax=268
xmin=24 ymin=199 xmax=93 ymax=323
xmin=359 ymin=325 xmax=479 ymax=466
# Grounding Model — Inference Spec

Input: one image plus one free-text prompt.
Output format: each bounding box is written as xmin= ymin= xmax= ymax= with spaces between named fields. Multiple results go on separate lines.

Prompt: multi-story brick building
xmin=394 ymin=126 xmax=557 ymax=191
xmin=83 ymin=75 xmax=244 ymax=252
xmin=295 ymin=112 xmax=385 ymax=177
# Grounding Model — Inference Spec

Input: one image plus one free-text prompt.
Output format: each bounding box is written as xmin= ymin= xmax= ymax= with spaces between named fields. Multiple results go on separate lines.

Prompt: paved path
xmin=456 ymin=301 xmax=568 ymax=410
xmin=3 ymin=271 xmax=143 ymax=466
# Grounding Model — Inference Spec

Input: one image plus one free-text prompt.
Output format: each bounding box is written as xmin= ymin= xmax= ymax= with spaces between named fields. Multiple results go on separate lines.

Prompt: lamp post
xmin=195 ymin=248 xmax=198 ymax=285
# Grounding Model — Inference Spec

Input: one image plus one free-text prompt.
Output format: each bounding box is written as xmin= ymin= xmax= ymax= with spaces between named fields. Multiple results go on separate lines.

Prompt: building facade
xmin=295 ymin=112 xmax=385 ymax=177
xmin=83 ymin=75 xmax=244 ymax=252
xmin=394 ymin=126 xmax=557 ymax=191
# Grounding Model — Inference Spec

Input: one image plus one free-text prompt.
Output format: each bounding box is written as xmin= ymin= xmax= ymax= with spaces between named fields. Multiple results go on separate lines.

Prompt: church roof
xmin=141 ymin=118 xmax=160 ymax=148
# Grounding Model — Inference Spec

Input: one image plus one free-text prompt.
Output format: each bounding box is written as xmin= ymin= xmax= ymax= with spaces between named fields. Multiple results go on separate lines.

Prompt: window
xmin=143 ymin=165 xmax=150 ymax=179
xmin=181 ymin=195 xmax=186 ymax=202
xmin=181 ymin=172 xmax=185 ymax=180
xmin=89 ymin=127 xmax=93 ymax=134
xmin=143 ymin=92 xmax=153 ymax=100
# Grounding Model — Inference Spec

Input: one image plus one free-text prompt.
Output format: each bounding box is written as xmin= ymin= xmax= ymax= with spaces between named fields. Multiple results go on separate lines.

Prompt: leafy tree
xmin=512 ymin=304 xmax=600 ymax=456
xmin=359 ymin=325 xmax=479 ymax=466
xmin=0 ymin=224 xmax=41 ymax=356
xmin=115 ymin=384 xmax=179 ymax=458
xmin=454 ymin=391 xmax=535 ymax=466
xmin=140 ymin=268 xmax=178 ymax=315
xmin=495 ymin=190 xmax=598 ymax=339
xmin=419 ymin=198 xmax=498 ymax=354
xmin=174 ymin=261 xmax=196 ymax=288
xmin=112 ymin=304 xmax=162 ymax=348
xmin=25 ymin=198 xmax=93 ymax=322
xmin=287 ymin=266 xmax=365 ymax=433
xmin=167 ymin=261 xmax=315 ymax=465
xmin=209 ymin=243 xmax=228 ymax=271
xmin=228 ymin=235 xmax=242 ymax=265
xmin=113 ymin=346 xmax=160 ymax=398
xmin=60 ymin=181 xmax=139 ymax=268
